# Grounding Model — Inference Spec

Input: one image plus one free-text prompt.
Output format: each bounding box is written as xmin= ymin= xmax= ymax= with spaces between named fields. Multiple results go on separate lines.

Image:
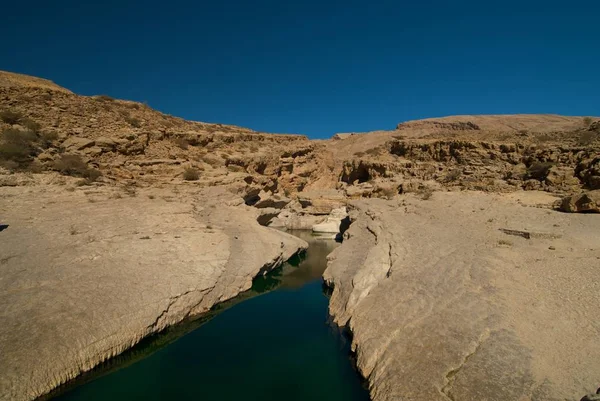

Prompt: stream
xmin=50 ymin=230 xmax=370 ymax=401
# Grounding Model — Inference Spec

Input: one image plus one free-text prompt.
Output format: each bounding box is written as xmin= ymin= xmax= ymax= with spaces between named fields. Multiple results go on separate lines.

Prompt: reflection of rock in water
xmin=278 ymin=230 xmax=339 ymax=289
xmin=46 ymin=230 xmax=339 ymax=400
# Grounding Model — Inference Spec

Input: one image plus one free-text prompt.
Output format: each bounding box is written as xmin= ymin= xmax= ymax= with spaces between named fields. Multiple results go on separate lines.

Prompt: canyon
xmin=0 ymin=70 xmax=599 ymax=401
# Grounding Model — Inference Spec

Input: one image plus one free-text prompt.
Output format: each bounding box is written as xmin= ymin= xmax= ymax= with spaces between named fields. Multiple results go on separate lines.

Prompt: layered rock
xmin=0 ymin=185 xmax=306 ymax=401
xmin=324 ymin=192 xmax=600 ymax=401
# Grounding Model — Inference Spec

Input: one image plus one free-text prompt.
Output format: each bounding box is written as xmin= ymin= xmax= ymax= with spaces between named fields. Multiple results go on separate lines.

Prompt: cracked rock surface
xmin=0 ymin=185 xmax=306 ymax=401
xmin=324 ymin=191 xmax=600 ymax=401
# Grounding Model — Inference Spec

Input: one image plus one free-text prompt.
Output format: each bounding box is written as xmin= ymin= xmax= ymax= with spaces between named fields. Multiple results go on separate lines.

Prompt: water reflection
xmin=47 ymin=230 xmax=368 ymax=401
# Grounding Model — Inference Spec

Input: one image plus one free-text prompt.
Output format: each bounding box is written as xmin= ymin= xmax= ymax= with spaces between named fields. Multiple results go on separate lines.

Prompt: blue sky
xmin=1 ymin=0 xmax=598 ymax=138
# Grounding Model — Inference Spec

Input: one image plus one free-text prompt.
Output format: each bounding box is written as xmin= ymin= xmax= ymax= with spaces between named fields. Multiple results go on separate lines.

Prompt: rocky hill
xmin=1 ymin=70 xmax=598 ymax=203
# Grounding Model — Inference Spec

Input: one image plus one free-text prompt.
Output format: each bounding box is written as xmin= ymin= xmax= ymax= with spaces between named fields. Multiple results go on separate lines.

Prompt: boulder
xmin=95 ymin=136 xmax=117 ymax=150
xmin=559 ymin=190 xmax=600 ymax=213
xmin=61 ymin=137 xmax=95 ymax=151
xmin=254 ymin=193 xmax=291 ymax=209
xmin=312 ymin=207 xmax=348 ymax=233
xmin=545 ymin=166 xmax=579 ymax=187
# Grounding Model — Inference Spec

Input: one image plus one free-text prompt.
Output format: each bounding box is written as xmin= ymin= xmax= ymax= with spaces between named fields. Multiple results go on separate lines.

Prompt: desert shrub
xmin=127 ymin=103 xmax=141 ymax=109
xmin=249 ymin=145 xmax=259 ymax=152
xmin=354 ymin=151 xmax=366 ymax=157
xmin=95 ymin=95 xmax=115 ymax=102
xmin=39 ymin=92 xmax=53 ymax=101
xmin=183 ymin=167 xmax=200 ymax=181
xmin=578 ymin=130 xmax=598 ymax=146
xmin=202 ymin=154 xmax=223 ymax=166
xmin=27 ymin=161 xmax=43 ymax=173
xmin=379 ymin=186 xmax=398 ymax=200
xmin=0 ymin=128 xmax=38 ymax=166
xmin=124 ymin=116 xmax=142 ymax=128
xmin=535 ymin=133 xmax=554 ymax=143
xmin=40 ymin=131 xmax=59 ymax=145
xmin=174 ymin=137 xmax=189 ymax=149
xmin=0 ymin=109 xmax=23 ymax=124
xmin=417 ymin=187 xmax=433 ymax=200
xmin=583 ymin=117 xmax=593 ymax=127
xmin=526 ymin=162 xmax=554 ymax=180
xmin=53 ymin=154 xmax=102 ymax=181
xmin=443 ymin=169 xmax=462 ymax=183
xmin=20 ymin=118 xmax=41 ymax=133
xmin=365 ymin=147 xmax=380 ymax=156
xmin=0 ymin=159 xmax=19 ymax=171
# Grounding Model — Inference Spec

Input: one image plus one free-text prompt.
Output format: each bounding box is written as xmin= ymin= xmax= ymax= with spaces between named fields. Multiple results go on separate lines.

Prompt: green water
xmin=50 ymin=231 xmax=370 ymax=401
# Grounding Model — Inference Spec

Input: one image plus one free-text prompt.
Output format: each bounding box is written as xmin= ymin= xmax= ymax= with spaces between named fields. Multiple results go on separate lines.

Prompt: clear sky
xmin=1 ymin=0 xmax=598 ymax=138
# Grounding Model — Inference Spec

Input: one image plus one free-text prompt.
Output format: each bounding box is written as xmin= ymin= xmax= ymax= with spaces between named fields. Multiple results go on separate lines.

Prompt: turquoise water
xmin=51 ymin=231 xmax=370 ymax=401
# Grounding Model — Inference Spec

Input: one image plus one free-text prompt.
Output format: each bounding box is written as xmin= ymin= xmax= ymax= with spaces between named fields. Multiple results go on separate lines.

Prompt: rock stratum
xmin=0 ymin=71 xmax=599 ymax=401
xmin=325 ymin=192 xmax=600 ymax=401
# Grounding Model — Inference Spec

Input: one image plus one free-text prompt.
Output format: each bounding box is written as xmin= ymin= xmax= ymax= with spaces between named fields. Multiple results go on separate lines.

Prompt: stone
xmin=545 ymin=166 xmax=579 ymax=187
xmin=94 ymin=136 xmax=117 ymax=150
xmin=324 ymin=192 xmax=600 ymax=401
xmin=254 ymin=193 xmax=291 ymax=209
xmin=0 ymin=186 xmax=307 ymax=401
xmin=560 ymin=190 xmax=600 ymax=213
xmin=312 ymin=207 xmax=347 ymax=233
xmin=61 ymin=136 xmax=95 ymax=151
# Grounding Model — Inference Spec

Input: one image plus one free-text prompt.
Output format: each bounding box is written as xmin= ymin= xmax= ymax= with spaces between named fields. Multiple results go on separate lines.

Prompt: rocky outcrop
xmin=0 ymin=185 xmax=307 ymax=401
xmin=324 ymin=192 xmax=600 ymax=401
xmin=560 ymin=190 xmax=600 ymax=213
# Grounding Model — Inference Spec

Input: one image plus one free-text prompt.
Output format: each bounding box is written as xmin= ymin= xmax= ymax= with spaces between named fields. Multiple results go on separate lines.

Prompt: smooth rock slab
xmin=0 ymin=185 xmax=306 ymax=401
xmin=324 ymin=191 xmax=600 ymax=401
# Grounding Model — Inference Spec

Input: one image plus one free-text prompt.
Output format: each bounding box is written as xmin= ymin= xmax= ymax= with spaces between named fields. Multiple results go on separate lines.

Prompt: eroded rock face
xmin=0 ymin=185 xmax=307 ymax=401
xmin=2 ymin=71 xmax=600 ymax=401
xmin=560 ymin=190 xmax=600 ymax=213
xmin=324 ymin=192 xmax=600 ymax=401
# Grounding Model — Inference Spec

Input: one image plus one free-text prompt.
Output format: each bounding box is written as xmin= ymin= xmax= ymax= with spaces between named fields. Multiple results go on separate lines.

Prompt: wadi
xmin=0 ymin=70 xmax=599 ymax=401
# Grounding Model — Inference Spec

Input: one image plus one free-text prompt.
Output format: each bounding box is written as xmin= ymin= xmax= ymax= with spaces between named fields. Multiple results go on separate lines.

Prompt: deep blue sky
xmin=1 ymin=1 xmax=598 ymax=138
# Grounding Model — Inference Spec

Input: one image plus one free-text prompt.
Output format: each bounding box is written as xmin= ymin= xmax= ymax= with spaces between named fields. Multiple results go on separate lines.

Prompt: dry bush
xmin=379 ymin=186 xmax=398 ymax=200
xmin=535 ymin=133 xmax=554 ymax=143
xmin=417 ymin=188 xmax=433 ymax=200
xmin=583 ymin=117 xmax=593 ymax=127
xmin=0 ymin=109 xmax=23 ymax=125
xmin=443 ymin=169 xmax=462 ymax=183
xmin=354 ymin=151 xmax=366 ymax=157
xmin=124 ymin=116 xmax=142 ymax=128
xmin=20 ymin=118 xmax=41 ymax=133
xmin=174 ymin=137 xmax=189 ymax=149
xmin=53 ymin=154 xmax=101 ymax=181
xmin=202 ymin=154 xmax=223 ymax=167
xmin=40 ymin=131 xmax=59 ymax=147
xmin=183 ymin=167 xmax=200 ymax=181
xmin=95 ymin=95 xmax=115 ymax=102
xmin=365 ymin=147 xmax=380 ymax=156
xmin=0 ymin=128 xmax=38 ymax=167
xmin=578 ymin=130 xmax=598 ymax=146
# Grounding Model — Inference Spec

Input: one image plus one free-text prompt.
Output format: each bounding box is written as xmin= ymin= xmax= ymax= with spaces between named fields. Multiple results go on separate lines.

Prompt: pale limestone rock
xmin=324 ymin=192 xmax=600 ymax=401
xmin=0 ymin=186 xmax=306 ymax=401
